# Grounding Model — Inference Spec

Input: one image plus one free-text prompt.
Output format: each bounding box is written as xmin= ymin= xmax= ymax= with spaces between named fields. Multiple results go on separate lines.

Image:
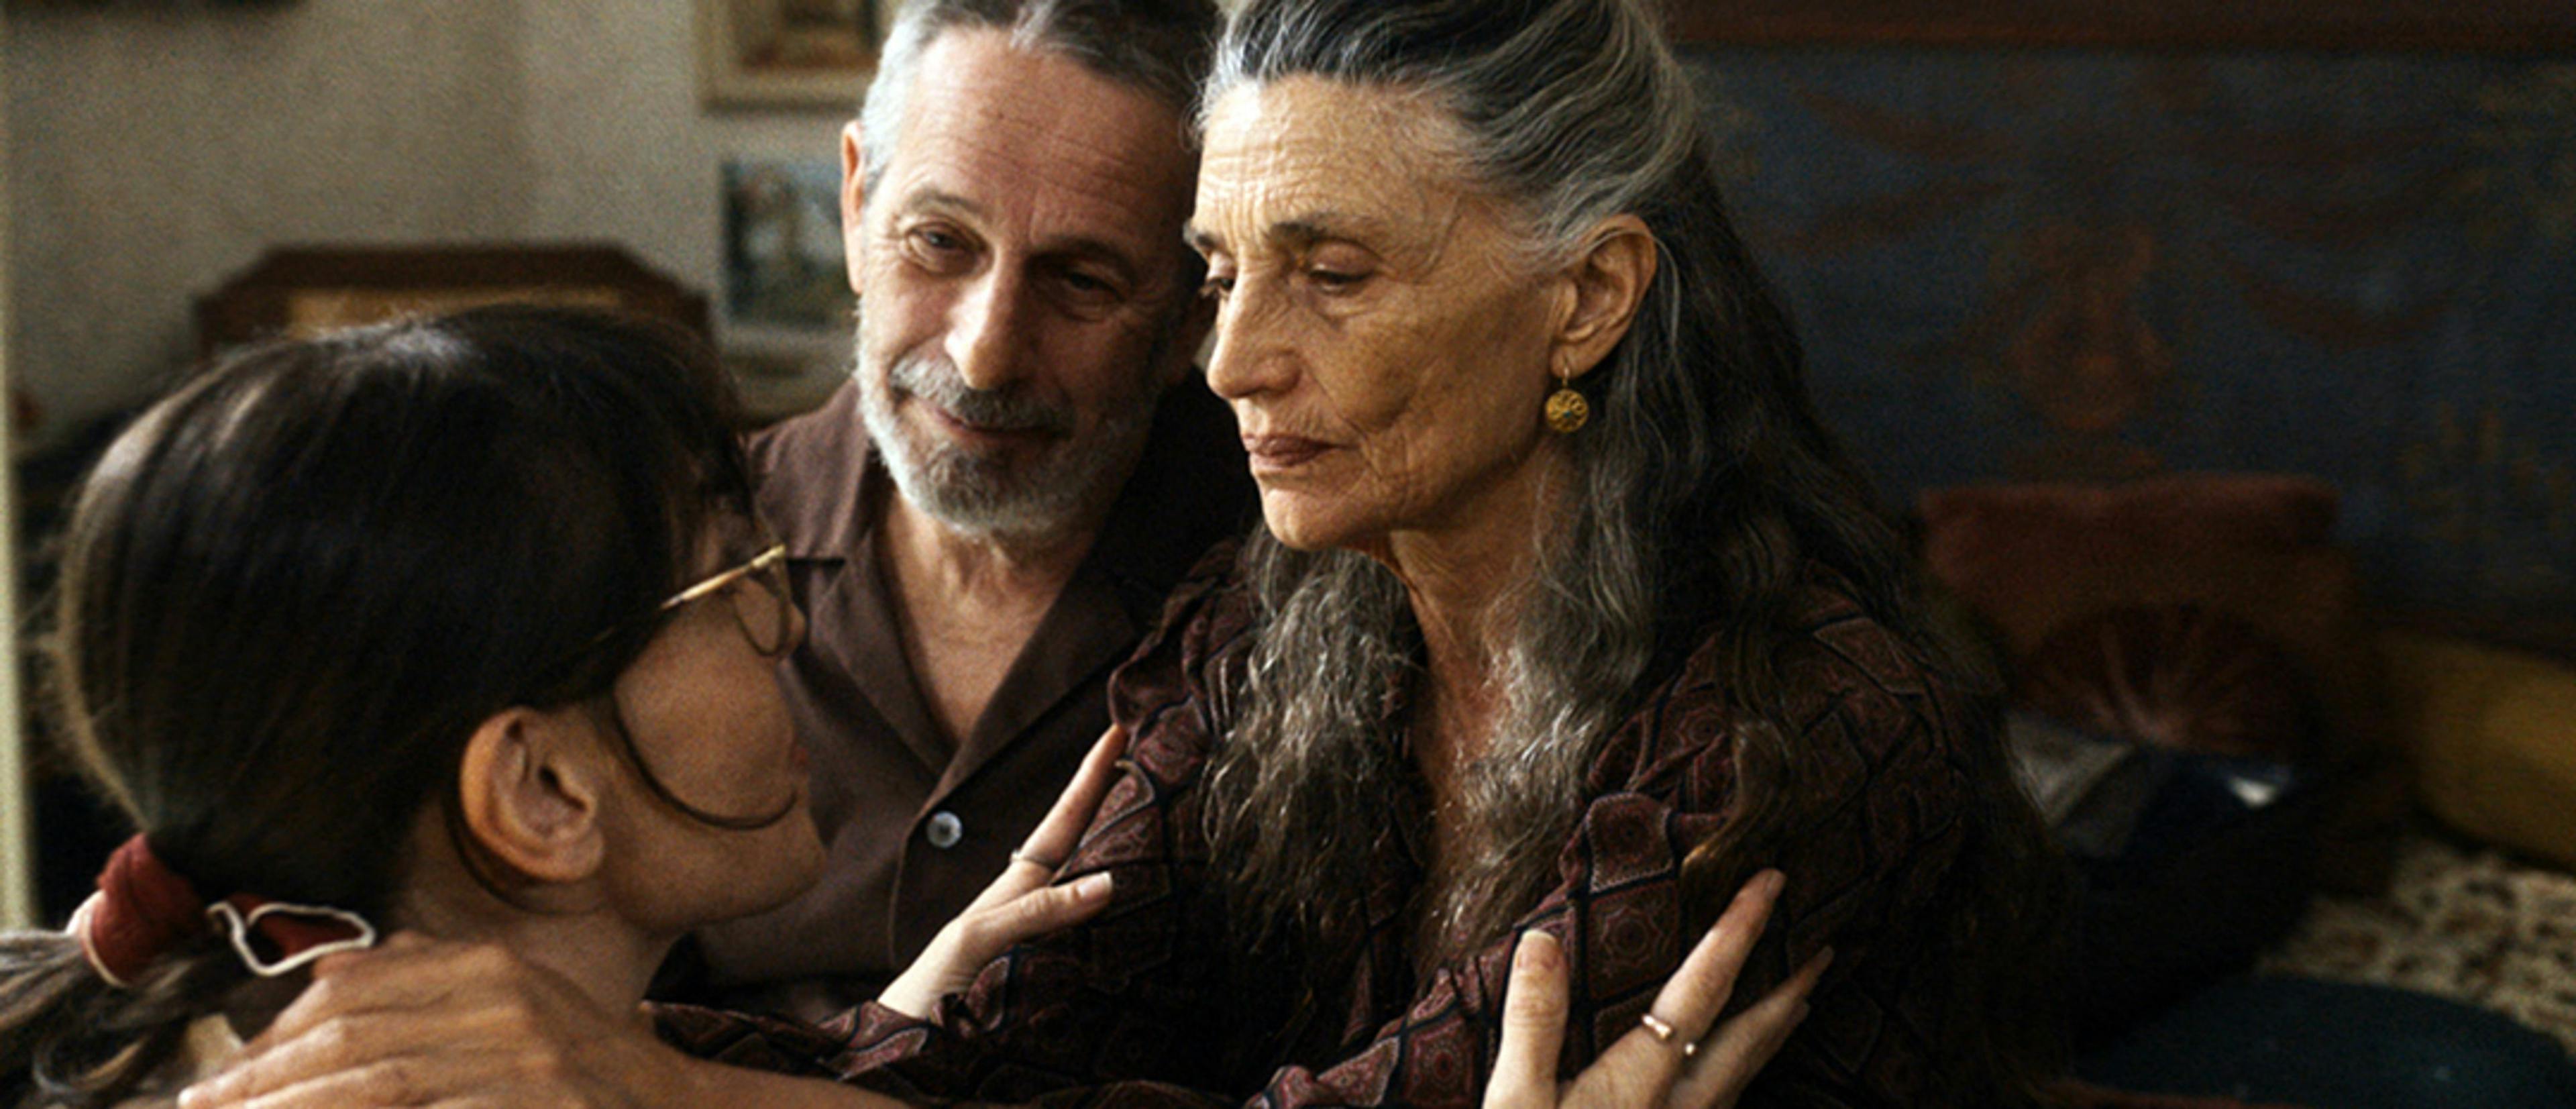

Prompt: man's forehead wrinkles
xmin=893 ymin=144 xmax=1182 ymax=268
xmin=906 ymin=78 xmax=1183 ymax=199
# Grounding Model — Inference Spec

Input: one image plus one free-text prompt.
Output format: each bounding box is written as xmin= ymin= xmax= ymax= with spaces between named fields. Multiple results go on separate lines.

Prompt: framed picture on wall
xmin=720 ymin=156 xmax=856 ymax=420
xmin=720 ymin=156 xmax=851 ymax=336
xmin=697 ymin=0 xmax=892 ymax=111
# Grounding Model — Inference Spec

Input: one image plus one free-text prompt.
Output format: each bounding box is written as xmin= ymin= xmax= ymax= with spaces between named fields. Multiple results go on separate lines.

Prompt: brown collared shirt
xmin=664 ymin=377 xmax=1252 ymax=1023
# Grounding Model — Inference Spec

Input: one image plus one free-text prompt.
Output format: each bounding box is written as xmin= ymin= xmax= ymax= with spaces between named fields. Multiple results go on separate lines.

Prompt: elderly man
xmin=665 ymin=0 xmax=1252 ymax=1022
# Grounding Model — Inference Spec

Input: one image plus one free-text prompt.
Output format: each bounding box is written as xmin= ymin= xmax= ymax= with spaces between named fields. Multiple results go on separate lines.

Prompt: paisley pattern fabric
xmin=659 ymin=543 xmax=1999 ymax=1107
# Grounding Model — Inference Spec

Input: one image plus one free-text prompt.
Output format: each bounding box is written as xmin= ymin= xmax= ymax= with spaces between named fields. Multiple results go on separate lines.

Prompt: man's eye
xmin=1308 ymin=269 xmax=1368 ymax=292
xmin=1201 ymin=275 xmax=1236 ymax=299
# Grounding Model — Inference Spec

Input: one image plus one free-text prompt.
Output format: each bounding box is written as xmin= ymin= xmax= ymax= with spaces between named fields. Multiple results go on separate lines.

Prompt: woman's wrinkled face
xmin=596 ymin=517 xmax=823 ymax=935
xmin=1191 ymin=78 xmax=1564 ymax=557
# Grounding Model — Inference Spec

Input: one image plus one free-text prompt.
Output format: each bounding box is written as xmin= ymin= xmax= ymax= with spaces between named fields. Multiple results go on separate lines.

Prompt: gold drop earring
xmin=1544 ymin=357 xmax=1590 ymax=435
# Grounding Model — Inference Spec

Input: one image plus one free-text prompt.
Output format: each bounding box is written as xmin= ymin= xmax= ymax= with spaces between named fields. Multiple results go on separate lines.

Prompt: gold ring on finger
xmin=1639 ymin=1012 xmax=1679 ymax=1045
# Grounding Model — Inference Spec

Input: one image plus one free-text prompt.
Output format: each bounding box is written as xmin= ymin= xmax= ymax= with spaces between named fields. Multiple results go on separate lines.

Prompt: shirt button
xmin=924 ymin=811 xmax=964 ymax=849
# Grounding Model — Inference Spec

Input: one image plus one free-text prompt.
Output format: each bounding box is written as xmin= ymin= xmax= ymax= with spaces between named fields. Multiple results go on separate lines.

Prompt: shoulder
xmin=1106 ymin=537 xmax=1255 ymax=779
xmin=1614 ymin=572 xmax=1978 ymax=795
xmin=744 ymin=382 xmax=869 ymax=556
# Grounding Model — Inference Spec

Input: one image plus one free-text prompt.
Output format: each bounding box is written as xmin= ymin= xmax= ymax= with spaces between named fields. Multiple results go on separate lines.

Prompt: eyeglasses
xmin=658 ymin=543 xmax=797 ymax=657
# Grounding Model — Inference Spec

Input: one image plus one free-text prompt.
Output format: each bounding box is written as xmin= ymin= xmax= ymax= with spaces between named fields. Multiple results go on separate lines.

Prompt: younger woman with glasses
xmin=0 ymin=307 xmax=1120 ymax=1107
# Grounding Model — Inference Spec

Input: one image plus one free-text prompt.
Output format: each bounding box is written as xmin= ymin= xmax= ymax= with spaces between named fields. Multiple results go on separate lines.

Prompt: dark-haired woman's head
xmin=7 ymin=306 xmax=820 ymax=1104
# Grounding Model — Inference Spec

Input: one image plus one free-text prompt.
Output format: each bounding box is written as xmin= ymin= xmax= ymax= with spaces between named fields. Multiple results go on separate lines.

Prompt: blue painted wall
xmin=1682 ymin=50 xmax=2576 ymax=618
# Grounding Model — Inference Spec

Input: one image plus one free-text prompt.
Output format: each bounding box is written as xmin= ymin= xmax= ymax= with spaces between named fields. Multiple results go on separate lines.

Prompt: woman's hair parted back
xmin=1195 ymin=0 xmax=2066 ymax=1102
xmin=0 ymin=307 xmax=754 ymax=1108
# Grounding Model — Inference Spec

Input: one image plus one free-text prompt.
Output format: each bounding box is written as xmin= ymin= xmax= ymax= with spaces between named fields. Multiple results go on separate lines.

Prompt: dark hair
xmin=1199 ymin=0 xmax=2068 ymax=1102
xmin=0 ymin=307 xmax=758 ymax=1107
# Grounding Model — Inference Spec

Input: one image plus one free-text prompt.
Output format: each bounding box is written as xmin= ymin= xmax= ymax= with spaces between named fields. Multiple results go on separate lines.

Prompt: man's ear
xmin=1549 ymin=215 xmax=1659 ymax=382
xmin=841 ymin=121 xmax=872 ymax=298
xmin=455 ymin=706 xmax=608 ymax=886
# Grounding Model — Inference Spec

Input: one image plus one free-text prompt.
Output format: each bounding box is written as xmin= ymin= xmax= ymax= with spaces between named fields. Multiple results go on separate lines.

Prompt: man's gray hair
xmin=857 ymin=0 xmax=1222 ymax=194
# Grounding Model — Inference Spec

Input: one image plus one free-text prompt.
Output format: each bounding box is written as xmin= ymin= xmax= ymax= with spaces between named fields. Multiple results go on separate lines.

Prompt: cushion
xmin=2378 ymin=630 xmax=2576 ymax=872
xmin=1919 ymin=476 xmax=2374 ymax=746
xmin=2018 ymin=604 xmax=2318 ymax=764
xmin=1919 ymin=475 xmax=2398 ymax=890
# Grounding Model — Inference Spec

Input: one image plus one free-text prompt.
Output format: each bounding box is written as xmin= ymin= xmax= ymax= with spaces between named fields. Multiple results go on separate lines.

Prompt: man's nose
xmin=946 ymin=270 xmax=1031 ymax=393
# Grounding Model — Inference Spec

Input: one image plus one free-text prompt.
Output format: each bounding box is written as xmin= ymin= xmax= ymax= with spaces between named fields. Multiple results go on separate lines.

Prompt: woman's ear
xmin=455 ymin=706 xmax=609 ymax=886
xmin=1550 ymin=215 xmax=1659 ymax=381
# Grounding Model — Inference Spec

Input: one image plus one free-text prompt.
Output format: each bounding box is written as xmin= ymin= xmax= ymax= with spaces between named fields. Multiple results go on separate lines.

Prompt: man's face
xmin=845 ymin=29 xmax=1204 ymax=540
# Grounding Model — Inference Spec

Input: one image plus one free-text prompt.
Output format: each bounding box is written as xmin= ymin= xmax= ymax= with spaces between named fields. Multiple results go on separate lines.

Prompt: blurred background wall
xmin=4 ymin=0 xmax=841 ymax=457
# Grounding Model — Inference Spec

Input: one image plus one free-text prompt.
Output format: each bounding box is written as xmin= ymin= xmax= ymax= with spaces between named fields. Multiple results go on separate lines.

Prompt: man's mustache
xmin=888 ymin=354 xmax=1075 ymax=437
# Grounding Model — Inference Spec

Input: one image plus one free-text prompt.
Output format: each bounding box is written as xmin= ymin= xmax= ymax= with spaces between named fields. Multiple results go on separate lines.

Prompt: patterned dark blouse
xmin=657 ymin=544 xmax=1996 ymax=1108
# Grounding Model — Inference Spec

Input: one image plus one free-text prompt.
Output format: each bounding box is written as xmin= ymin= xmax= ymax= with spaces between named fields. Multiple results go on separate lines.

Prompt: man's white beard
xmin=855 ymin=335 xmax=1156 ymax=543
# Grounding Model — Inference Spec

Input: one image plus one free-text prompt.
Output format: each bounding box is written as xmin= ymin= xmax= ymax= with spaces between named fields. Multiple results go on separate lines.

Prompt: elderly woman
xmin=187 ymin=1 xmax=2054 ymax=1107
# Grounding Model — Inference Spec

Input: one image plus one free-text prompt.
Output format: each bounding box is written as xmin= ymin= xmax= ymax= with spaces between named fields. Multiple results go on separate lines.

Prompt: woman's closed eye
xmin=1305 ymin=267 xmax=1370 ymax=293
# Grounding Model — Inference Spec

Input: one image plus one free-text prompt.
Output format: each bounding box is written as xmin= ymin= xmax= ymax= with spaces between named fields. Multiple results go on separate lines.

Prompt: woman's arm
xmin=178 ymin=729 xmax=1140 ymax=1109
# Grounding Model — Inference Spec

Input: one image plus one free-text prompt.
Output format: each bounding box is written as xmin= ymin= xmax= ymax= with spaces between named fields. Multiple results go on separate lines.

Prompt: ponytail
xmin=0 ymin=927 xmax=243 ymax=1108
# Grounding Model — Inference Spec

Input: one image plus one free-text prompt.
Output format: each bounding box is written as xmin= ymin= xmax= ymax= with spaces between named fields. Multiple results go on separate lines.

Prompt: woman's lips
xmin=1242 ymin=434 xmax=1334 ymax=473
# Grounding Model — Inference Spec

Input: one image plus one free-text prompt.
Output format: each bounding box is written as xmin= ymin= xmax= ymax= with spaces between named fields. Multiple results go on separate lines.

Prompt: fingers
xmin=955 ymin=873 xmax=1114 ymax=964
xmin=1650 ymin=869 xmax=1783 ymax=1046
xmin=1668 ymin=948 xmax=1830 ymax=1109
xmin=1019 ymin=724 xmax=1130 ymax=871
xmin=955 ymin=725 xmax=1131 ymax=918
xmin=183 ymin=1006 xmax=509 ymax=1108
xmin=1485 ymin=930 xmax=1570 ymax=1109
xmin=187 ymin=939 xmax=583 ymax=1108
xmin=1572 ymin=870 xmax=1788 ymax=1106
xmin=239 ymin=936 xmax=519 ymax=1055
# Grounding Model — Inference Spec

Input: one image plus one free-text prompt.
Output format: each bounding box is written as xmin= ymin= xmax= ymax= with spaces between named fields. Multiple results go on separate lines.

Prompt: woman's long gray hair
xmin=1195 ymin=0 xmax=2063 ymax=1100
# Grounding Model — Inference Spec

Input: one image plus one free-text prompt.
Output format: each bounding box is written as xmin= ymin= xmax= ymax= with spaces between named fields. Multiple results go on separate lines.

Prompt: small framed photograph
xmin=721 ymin=156 xmax=851 ymax=334
xmin=697 ymin=0 xmax=892 ymax=111
xmin=719 ymin=156 xmax=856 ymax=419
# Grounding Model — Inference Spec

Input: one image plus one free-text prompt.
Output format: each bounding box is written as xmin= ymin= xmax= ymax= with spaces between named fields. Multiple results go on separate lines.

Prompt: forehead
xmin=883 ymin=30 xmax=1197 ymax=255
xmin=1193 ymin=77 xmax=1485 ymax=256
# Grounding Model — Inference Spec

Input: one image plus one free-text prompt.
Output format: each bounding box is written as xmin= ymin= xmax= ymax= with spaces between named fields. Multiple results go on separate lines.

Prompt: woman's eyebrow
xmin=1189 ymin=212 xmax=1389 ymax=255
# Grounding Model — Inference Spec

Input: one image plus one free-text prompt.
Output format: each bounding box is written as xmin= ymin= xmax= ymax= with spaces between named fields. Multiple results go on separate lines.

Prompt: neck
xmin=877 ymin=480 xmax=1104 ymax=610
xmin=390 ymin=859 xmax=667 ymax=1030
xmin=1380 ymin=443 xmax=1570 ymax=772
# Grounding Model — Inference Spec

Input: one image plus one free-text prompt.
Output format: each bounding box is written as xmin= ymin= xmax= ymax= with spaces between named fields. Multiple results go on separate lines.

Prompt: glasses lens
xmin=731 ymin=560 xmax=794 ymax=655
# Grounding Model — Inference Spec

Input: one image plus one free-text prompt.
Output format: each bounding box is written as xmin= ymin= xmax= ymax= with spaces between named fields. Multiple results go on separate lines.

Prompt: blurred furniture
xmin=1914 ymin=472 xmax=2576 ymax=1084
xmin=196 ymin=244 xmax=709 ymax=360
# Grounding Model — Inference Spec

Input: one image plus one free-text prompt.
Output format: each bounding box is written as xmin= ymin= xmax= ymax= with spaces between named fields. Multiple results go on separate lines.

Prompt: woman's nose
xmin=1203 ymin=284 xmax=1294 ymax=401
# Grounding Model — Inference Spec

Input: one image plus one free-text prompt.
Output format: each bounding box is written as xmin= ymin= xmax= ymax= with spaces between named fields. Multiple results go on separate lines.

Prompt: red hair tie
xmin=70 ymin=835 xmax=377 ymax=988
